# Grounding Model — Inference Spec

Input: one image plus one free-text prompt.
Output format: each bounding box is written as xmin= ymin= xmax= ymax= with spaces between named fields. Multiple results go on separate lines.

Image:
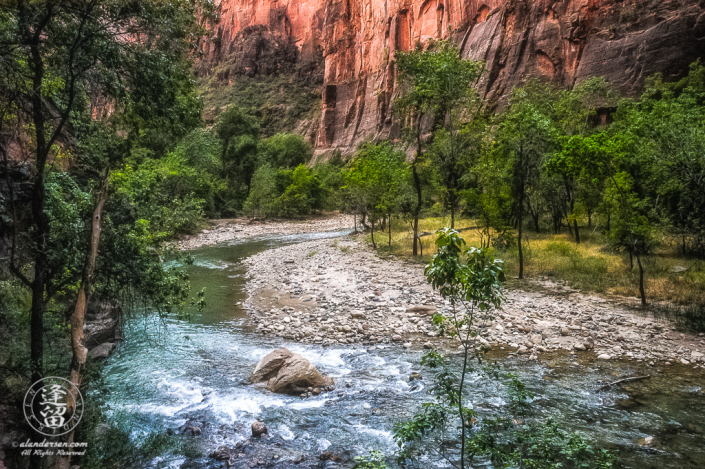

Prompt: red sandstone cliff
xmin=198 ymin=0 xmax=705 ymax=154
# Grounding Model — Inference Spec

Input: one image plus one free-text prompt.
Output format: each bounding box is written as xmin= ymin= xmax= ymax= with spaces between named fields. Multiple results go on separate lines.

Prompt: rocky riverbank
xmin=243 ymin=235 xmax=705 ymax=370
xmin=176 ymin=214 xmax=355 ymax=250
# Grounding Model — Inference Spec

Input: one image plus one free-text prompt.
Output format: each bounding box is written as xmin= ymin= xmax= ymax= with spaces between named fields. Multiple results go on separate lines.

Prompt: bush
xmin=272 ymin=164 xmax=325 ymax=216
xmin=259 ymin=133 xmax=312 ymax=168
xmin=243 ymin=164 xmax=280 ymax=217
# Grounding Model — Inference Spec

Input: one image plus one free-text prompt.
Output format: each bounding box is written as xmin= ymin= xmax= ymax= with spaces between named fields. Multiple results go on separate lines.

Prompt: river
xmin=100 ymin=231 xmax=705 ymax=468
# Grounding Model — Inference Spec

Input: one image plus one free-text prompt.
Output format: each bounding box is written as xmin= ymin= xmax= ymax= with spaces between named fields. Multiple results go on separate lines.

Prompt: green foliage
xmin=395 ymin=40 xmax=484 ymax=120
xmin=110 ymin=156 xmax=207 ymax=238
xmin=395 ymin=229 xmax=505 ymax=468
xmin=259 ymin=133 xmax=313 ymax=168
xmin=343 ymin=142 xmax=409 ymax=244
xmin=243 ymin=164 xmax=326 ymax=217
xmin=353 ymin=450 xmax=388 ymax=469
xmin=395 ymin=360 xmax=619 ymax=469
xmin=425 ymin=229 xmax=505 ymax=312
xmin=243 ymin=164 xmax=280 ymax=217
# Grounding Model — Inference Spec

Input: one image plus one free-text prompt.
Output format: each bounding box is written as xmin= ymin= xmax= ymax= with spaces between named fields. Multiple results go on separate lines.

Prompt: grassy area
xmin=369 ymin=216 xmax=705 ymax=330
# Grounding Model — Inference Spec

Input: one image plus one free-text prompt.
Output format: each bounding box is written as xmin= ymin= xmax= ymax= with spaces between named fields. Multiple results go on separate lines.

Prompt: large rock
xmin=250 ymin=348 xmax=293 ymax=383
xmin=250 ymin=348 xmax=333 ymax=395
xmin=251 ymin=421 xmax=268 ymax=437
xmin=88 ymin=342 xmax=115 ymax=360
xmin=84 ymin=300 xmax=120 ymax=348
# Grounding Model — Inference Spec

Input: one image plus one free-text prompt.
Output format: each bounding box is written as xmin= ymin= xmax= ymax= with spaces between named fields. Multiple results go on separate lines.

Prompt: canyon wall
xmin=199 ymin=0 xmax=705 ymax=154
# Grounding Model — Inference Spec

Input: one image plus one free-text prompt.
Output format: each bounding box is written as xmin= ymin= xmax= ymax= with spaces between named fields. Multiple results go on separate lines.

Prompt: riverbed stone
xmin=88 ymin=342 xmax=115 ymax=360
xmin=265 ymin=353 xmax=333 ymax=394
xmin=251 ymin=421 xmax=268 ymax=437
xmin=250 ymin=348 xmax=293 ymax=383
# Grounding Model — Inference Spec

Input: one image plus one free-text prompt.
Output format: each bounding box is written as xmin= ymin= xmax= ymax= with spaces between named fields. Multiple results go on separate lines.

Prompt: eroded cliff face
xmin=199 ymin=0 xmax=705 ymax=154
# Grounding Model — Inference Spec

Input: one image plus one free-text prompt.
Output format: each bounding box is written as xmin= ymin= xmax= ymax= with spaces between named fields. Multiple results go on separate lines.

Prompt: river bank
xmin=242 ymin=234 xmax=705 ymax=370
xmin=96 ymin=227 xmax=705 ymax=469
xmin=176 ymin=214 xmax=356 ymax=250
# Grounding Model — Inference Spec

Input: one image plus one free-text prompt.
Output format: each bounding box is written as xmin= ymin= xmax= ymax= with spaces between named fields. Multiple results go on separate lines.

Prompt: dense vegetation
xmin=1 ymin=3 xmax=704 ymax=467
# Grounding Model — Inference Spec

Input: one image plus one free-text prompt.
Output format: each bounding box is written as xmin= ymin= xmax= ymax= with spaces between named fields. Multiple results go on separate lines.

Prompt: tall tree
xmin=396 ymin=40 xmax=482 ymax=246
xmin=496 ymin=81 xmax=557 ymax=278
xmin=0 ymin=2 xmax=208 ymax=466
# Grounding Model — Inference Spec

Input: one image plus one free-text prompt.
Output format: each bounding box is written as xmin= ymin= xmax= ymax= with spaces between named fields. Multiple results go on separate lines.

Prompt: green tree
xmin=0 ymin=2 xmax=209 ymax=466
xmin=395 ymin=228 xmax=505 ymax=468
xmin=344 ymin=143 xmax=408 ymax=248
xmin=606 ymin=172 xmax=656 ymax=306
xmin=243 ymin=164 xmax=280 ymax=217
xmin=396 ymin=40 xmax=482 ymax=247
xmin=496 ymin=81 xmax=558 ymax=278
xmin=274 ymin=164 xmax=325 ymax=217
xmin=259 ymin=133 xmax=312 ymax=168
xmin=612 ymin=62 xmax=705 ymax=256
xmin=215 ymin=106 xmax=259 ymax=180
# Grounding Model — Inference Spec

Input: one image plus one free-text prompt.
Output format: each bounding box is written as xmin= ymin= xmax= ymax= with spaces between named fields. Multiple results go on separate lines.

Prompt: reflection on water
xmin=101 ymin=231 xmax=705 ymax=468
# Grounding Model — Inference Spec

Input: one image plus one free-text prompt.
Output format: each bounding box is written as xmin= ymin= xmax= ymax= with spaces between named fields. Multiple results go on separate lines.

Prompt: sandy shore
xmin=242 ymin=235 xmax=705 ymax=370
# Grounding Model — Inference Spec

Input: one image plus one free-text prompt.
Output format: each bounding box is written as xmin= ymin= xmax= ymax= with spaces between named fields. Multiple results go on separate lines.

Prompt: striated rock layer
xmin=199 ymin=0 xmax=705 ymax=154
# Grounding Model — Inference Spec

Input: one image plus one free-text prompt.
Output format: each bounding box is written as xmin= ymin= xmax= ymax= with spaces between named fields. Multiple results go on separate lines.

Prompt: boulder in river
xmin=250 ymin=348 xmax=293 ymax=383
xmin=251 ymin=421 xmax=268 ymax=437
xmin=250 ymin=348 xmax=333 ymax=395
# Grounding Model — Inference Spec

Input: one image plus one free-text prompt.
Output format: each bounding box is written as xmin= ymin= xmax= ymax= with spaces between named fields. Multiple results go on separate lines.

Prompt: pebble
xmin=224 ymin=223 xmax=705 ymax=367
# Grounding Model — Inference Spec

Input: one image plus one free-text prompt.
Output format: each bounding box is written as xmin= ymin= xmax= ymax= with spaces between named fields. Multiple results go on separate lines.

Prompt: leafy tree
xmin=215 ymin=106 xmax=260 ymax=179
xmin=394 ymin=230 xmax=617 ymax=469
xmin=0 ymin=2 xmax=209 ymax=466
xmin=612 ymin=62 xmax=705 ymax=256
xmin=344 ymin=143 xmax=408 ymax=248
xmin=395 ymin=228 xmax=505 ymax=468
xmin=273 ymin=164 xmax=325 ymax=216
xmin=242 ymin=164 xmax=280 ymax=217
xmin=496 ymin=81 xmax=558 ymax=278
xmin=606 ymin=172 xmax=656 ymax=306
xmin=259 ymin=133 xmax=312 ymax=168
xmin=396 ymin=40 xmax=482 ymax=248
xmin=548 ymin=78 xmax=618 ymax=242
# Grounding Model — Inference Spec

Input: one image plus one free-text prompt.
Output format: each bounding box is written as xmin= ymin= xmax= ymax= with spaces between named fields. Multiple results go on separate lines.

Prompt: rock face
xmin=250 ymin=348 xmax=334 ymax=394
xmin=199 ymin=0 xmax=705 ymax=154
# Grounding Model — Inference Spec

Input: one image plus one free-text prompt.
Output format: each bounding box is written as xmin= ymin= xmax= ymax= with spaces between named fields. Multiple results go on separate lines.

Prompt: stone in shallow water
xmin=250 ymin=348 xmax=334 ymax=394
xmin=251 ymin=421 xmax=268 ymax=437
xmin=598 ymin=354 xmax=611 ymax=360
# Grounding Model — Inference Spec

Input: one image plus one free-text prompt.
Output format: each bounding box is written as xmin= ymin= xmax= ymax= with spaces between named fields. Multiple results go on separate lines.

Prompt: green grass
xmin=369 ymin=216 xmax=705 ymax=331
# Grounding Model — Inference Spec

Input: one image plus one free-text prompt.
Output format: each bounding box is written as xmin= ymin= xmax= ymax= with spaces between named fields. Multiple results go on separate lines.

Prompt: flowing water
xmin=101 ymin=232 xmax=705 ymax=468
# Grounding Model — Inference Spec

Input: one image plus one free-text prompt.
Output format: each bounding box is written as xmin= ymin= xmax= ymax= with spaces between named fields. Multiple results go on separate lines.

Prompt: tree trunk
xmin=517 ymin=185 xmax=524 ymax=280
xmin=636 ymin=253 xmax=646 ymax=307
xmin=388 ymin=214 xmax=392 ymax=247
xmin=412 ymin=118 xmax=423 ymax=256
xmin=370 ymin=219 xmax=377 ymax=249
xmin=573 ymin=218 xmax=580 ymax=244
xmin=450 ymin=204 xmax=455 ymax=230
xmin=518 ymin=209 xmax=524 ymax=280
xmin=459 ymin=340 xmax=469 ymax=469
xmin=629 ymin=251 xmax=634 ymax=270
xmin=54 ymin=176 xmax=109 ymax=469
